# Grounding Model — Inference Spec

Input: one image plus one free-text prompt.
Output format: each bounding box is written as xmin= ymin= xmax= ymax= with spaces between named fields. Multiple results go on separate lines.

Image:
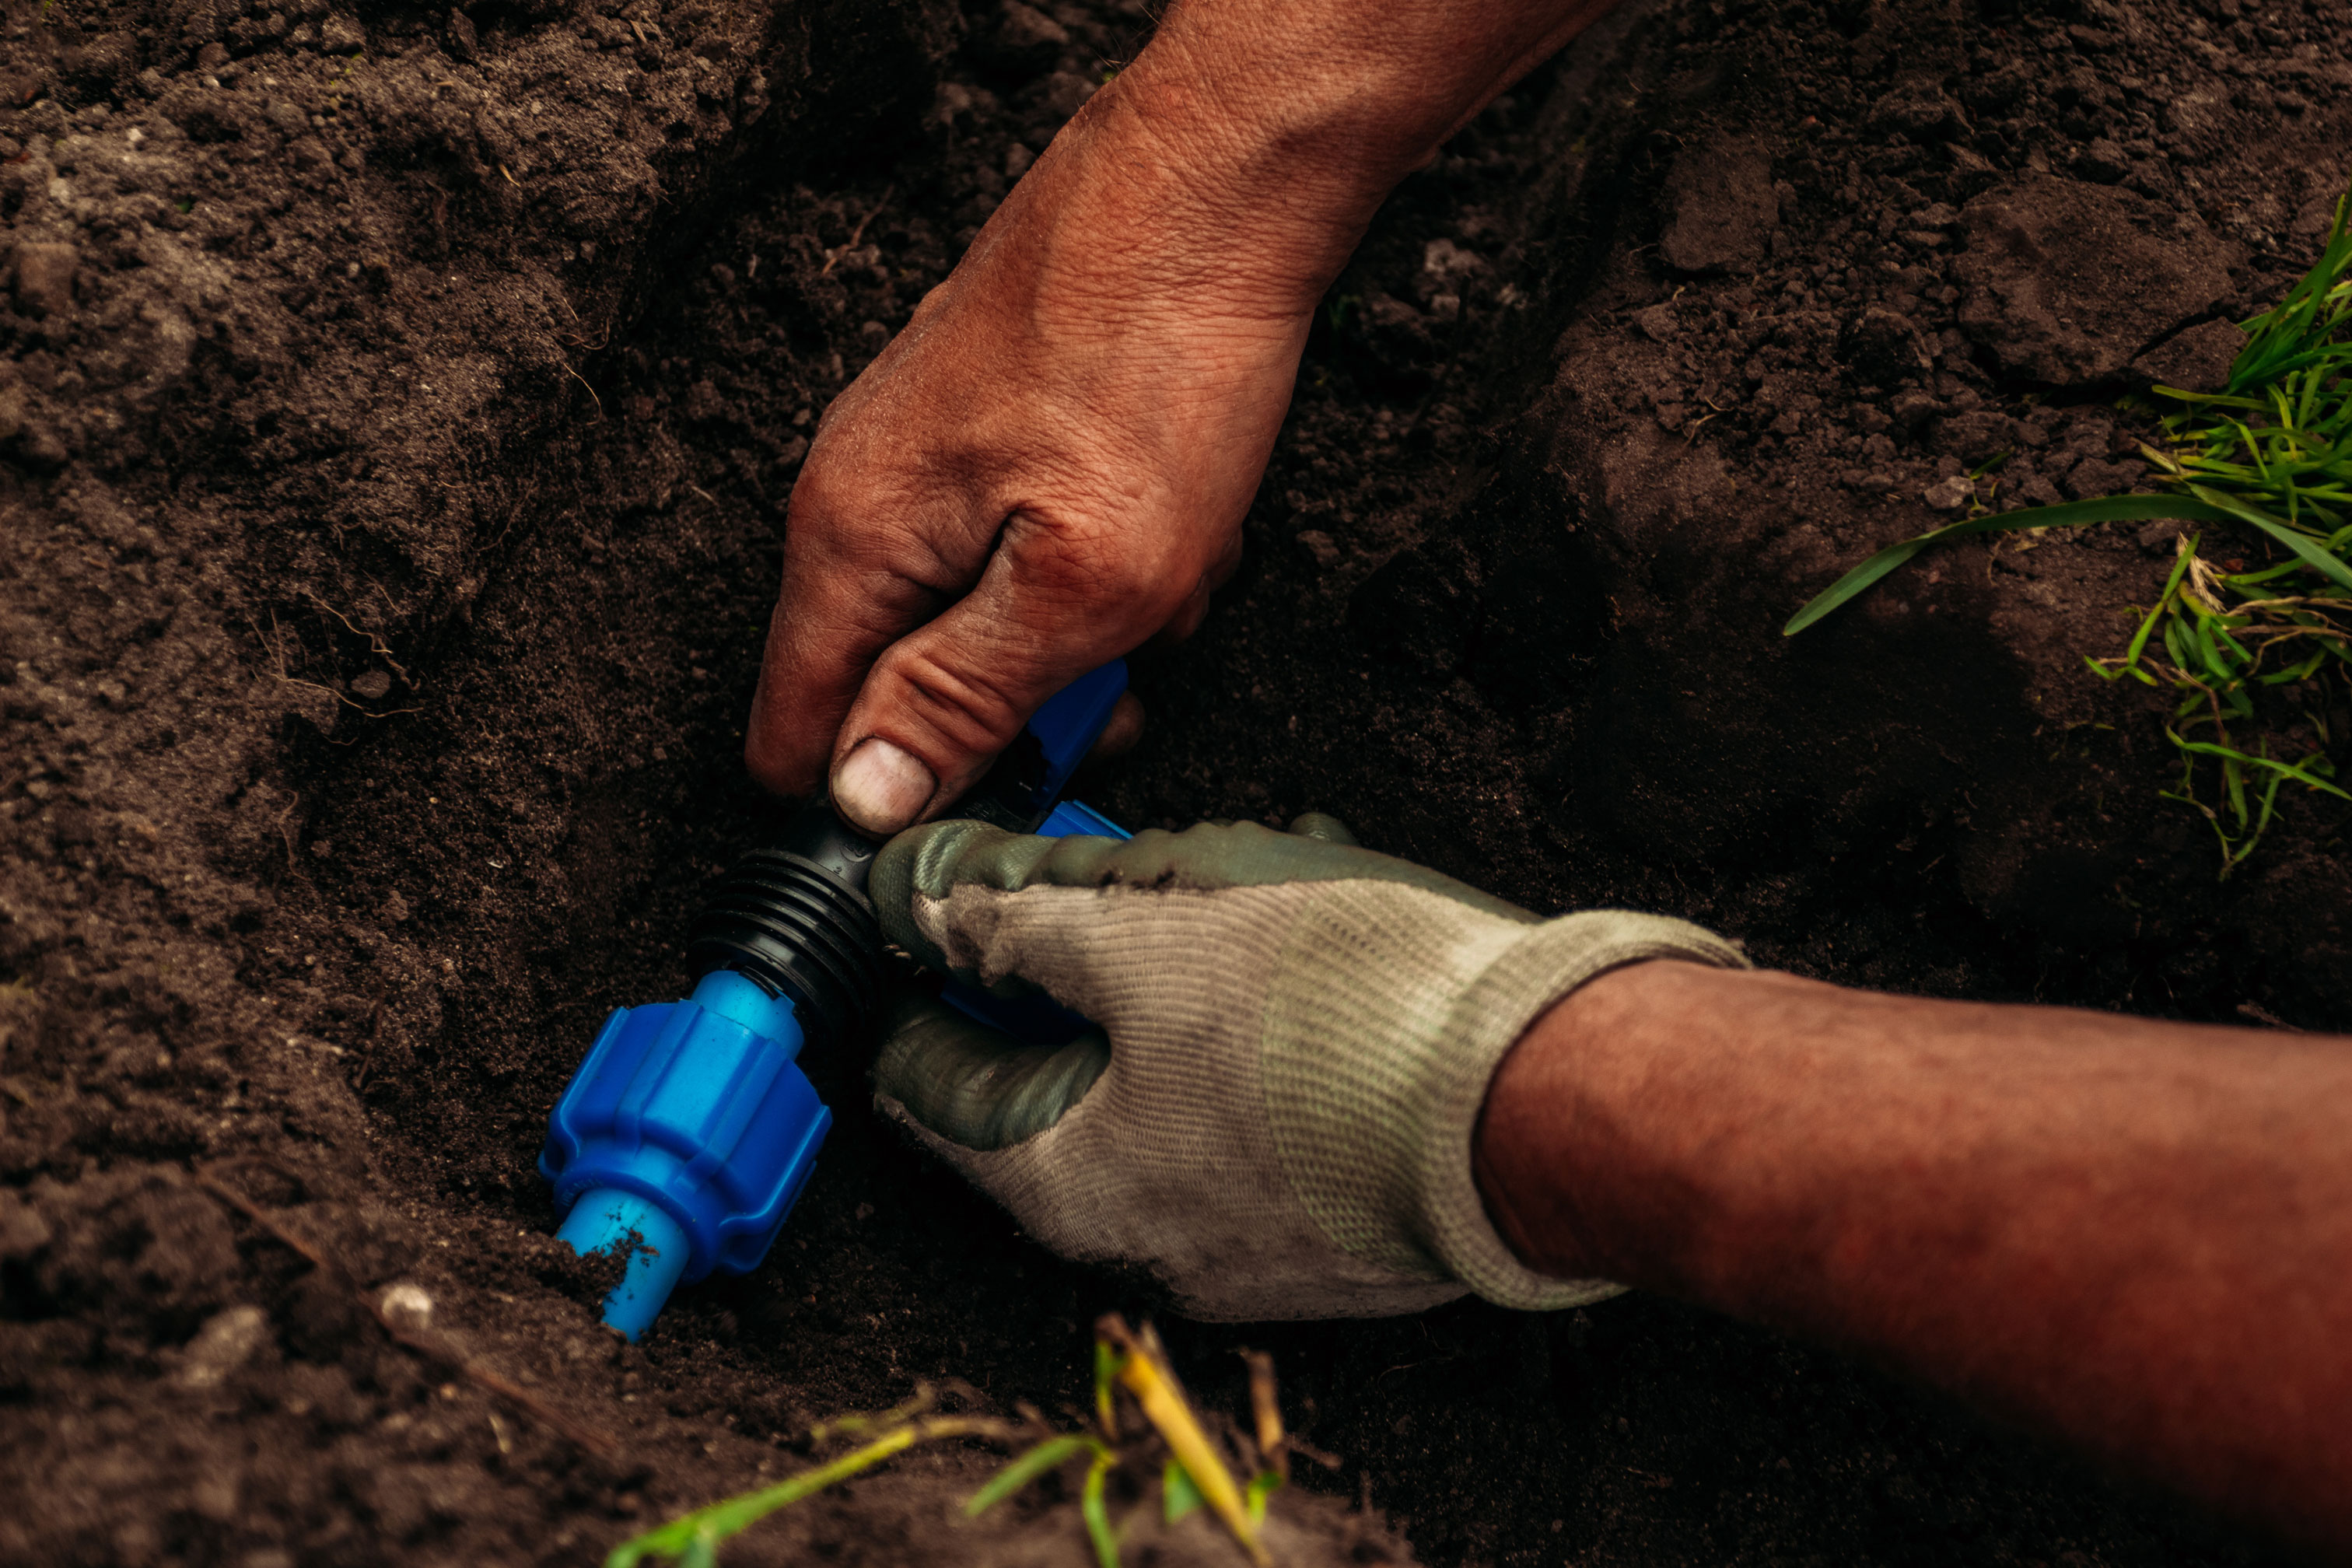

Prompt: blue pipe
xmin=554 ymin=1188 xmax=695 ymax=1342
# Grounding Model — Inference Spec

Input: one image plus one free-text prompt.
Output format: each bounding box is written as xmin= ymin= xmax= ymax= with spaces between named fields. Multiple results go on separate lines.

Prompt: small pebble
xmin=1924 ymin=475 xmax=1973 ymax=512
xmin=379 ymin=1282 xmax=435 ymax=1333
xmin=175 ymin=1304 xmax=269 ymax=1388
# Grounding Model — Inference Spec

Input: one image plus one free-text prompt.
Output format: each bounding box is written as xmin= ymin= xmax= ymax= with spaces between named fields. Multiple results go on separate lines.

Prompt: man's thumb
xmin=826 ymin=521 xmax=1189 ymax=835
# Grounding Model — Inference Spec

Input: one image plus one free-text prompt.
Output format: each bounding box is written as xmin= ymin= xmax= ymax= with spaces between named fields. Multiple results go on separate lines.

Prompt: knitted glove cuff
xmin=1418 ymin=910 xmax=1751 ymax=1311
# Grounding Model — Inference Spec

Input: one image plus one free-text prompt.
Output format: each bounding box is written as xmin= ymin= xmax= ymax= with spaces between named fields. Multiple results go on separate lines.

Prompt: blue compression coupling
xmin=544 ymin=662 xmax=1132 ymax=1339
xmin=541 ymin=968 xmax=830 ymax=1339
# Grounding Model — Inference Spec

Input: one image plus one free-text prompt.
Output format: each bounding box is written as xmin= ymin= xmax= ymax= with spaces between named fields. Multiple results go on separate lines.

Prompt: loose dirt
xmin=4 ymin=0 xmax=2347 ymax=1560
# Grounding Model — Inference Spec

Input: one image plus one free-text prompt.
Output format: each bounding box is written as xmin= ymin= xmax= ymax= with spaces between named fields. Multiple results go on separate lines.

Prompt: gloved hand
xmin=869 ymin=814 xmax=1746 ymax=1321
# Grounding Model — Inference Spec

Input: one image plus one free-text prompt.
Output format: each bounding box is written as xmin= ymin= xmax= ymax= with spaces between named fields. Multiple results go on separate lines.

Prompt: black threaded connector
xmin=684 ymin=803 xmax=887 ymax=1056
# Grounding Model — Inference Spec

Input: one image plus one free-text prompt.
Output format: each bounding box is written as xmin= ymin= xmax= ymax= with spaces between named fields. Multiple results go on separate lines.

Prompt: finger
xmin=1089 ymin=691 xmax=1146 ymax=761
xmin=1159 ymin=572 xmax=1216 ymax=645
xmin=874 ymin=992 xmax=1109 ymax=1153
xmin=1206 ymin=525 xmax=1244 ymax=590
xmin=871 ymin=817 xmax=1541 ymax=965
xmin=744 ymin=464 xmax=989 ymax=798
xmin=871 ymin=819 xmax=1059 ymax=972
xmin=1155 ymin=531 xmax=1244 ymax=646
xmin=828 ymin=512 xmax=1200 ymax=835
xmin=1286 ymin=812 xmax=1358 ymax=845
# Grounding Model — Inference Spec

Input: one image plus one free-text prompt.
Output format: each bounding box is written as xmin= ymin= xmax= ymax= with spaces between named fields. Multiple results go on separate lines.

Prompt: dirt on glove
xmin=2 ymin=0 xmax=2344 ymax=1560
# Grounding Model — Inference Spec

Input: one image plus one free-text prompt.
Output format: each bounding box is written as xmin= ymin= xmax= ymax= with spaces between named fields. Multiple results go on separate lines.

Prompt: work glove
xmin=868 ymin=814 xmax=1746 ymax=1321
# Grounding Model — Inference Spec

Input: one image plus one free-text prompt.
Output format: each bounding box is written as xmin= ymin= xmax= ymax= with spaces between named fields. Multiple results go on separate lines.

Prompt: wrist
xmin=1105 ymin=0 xmax=1627 ymax=257
xmin=1426 ymin=924 xmax=1741 ymax=1308
xmin=1012 ymin=16 xmax=1469 ymax=321
xmin=1138 ymin=0 xmax=1552 ymax=182
xmin=1112 ymin=29 xmax=1451 ymax=214
xmin=1473 ymin=973 xmax=1626 ymax=1283
xmin=1473 ymin=956 xmax=1753 ymax=1287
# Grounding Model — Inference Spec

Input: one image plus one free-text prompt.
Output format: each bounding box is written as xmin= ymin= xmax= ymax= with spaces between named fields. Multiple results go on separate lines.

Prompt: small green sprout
xmin=606 ymin=1315 xmax=1290 ymax=1568
xmin=604 ymin=1398 xmax=1020 ymax=1568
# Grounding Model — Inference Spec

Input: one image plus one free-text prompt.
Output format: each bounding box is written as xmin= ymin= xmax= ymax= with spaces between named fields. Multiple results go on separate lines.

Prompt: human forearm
xmin=1120 ymin=0 xmax=1621 ymax=228
xmin=1475 ymin=961 xmax=2352 ymax=1547
xmin=1002 ymin=0 xmax=1623 ymax=316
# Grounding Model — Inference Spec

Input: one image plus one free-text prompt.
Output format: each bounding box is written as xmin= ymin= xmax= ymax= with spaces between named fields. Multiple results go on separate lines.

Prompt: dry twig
xmin=193 ymin=1162 xmax=617 ymax=1456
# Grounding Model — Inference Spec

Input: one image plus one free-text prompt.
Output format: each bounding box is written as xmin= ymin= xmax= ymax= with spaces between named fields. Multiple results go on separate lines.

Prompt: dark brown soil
xmin=5 ymin=0 xmax=2349 ymax=1560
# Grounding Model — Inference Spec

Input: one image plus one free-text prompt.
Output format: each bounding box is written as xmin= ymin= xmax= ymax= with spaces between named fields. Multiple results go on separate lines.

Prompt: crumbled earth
xmin=2 ymin=0 xmax=2348 ymax=1560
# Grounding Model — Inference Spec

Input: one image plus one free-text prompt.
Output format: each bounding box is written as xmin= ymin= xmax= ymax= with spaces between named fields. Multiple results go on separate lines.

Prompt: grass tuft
xmin=606 ymin=1315 xmax=1290 ymax=1568
xmin=1788 ymin=171 xmax=2352 ymax=870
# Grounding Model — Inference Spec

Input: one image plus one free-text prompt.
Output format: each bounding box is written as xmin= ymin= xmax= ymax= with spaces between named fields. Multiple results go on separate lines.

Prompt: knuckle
xmin=1005 ymin=510 xmax=1192 ymax=619
xmin=878 ymin=649 xmax=1030 ymax=754
xmin=782 ymin=440 xmax=859 ymax=523
xmin=1087 ymin=549 xmax=1170 ymax=607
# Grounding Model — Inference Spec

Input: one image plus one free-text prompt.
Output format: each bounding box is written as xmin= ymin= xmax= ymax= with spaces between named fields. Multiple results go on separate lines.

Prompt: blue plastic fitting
xmin=954 ymin=660 xmax=1130 ymax=834
xmin=1036 ymin=798 xmax=1131 ymax=841
xmin=1021 ymin=663 xmax=1128 ymax=810
xmin=544 ymin=663 xmax=1132 ymax=1339
xmin=543 ymin=968 xmax=829 ymax=1339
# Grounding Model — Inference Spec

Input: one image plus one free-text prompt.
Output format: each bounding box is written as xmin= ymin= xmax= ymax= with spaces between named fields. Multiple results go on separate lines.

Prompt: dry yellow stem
xmin=1099 ymin=1318 xmax=1266 ymax=1566
xmin=1241 ymin=1350 xmax=1287 ymax=1482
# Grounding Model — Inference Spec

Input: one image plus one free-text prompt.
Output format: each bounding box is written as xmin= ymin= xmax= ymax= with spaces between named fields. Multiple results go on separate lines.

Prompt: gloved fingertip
xmin=875 ymin=994 xmax=1109 ymax=1153
xmin=1287 ymin=811 xmax=1360 ymax=845
xmin=870 ymin=816 xmax=1020 ymax=957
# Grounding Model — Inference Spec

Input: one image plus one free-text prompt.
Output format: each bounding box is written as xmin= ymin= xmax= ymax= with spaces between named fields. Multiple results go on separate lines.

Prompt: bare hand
xmin=745 ymin=0 xmax=1622 ymax=833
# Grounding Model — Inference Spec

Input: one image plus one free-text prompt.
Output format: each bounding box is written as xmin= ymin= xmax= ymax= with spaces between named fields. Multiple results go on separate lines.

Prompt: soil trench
xmin=4 ymin=0 xmax=2348 ymax=1559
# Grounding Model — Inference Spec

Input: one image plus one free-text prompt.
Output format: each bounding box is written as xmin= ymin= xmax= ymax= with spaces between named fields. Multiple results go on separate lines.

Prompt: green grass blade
xmin=2124 ymin=544 xmax=2197 ymax=669
xmin=967 ymin=1435 xmax=1100 ymax=1517
xmin=1244 ymin=1472 xmax=1283 ymax=1528
xmin=2247 ymin=765 xmax=2291 ymax=858
xmin=2184 ymin=484 xmax=2352 ymax=593
xmin=2165 ymin=731 xmax=2352 ymax=801
xmin=606 ymin=1426 xmax=928 ymax=1567
xmin=1094 ymin=1341 xmax=1120 ymax=1436
xmin=2229 ymin=215 xmax=2351 ymax=390
xmin=2190 ymin=612 xmax=2231 ymax=681
xmin=2258 ymin=649 xmax=2329 ymax=684
xmin=1163 ymin=1459 xmax=1205 ymax=1524
xmin=2085 ymin=653 xmax=2161 ymax=685
xmin=1781 ymin=537 xmax=1936 ymax=635
xmin=1784 ymin=495 xmax=2235 ymax=635
xmin=1082 ymin=1450 xmax=1120 ymax=1568
xmin=2225 ymin=557 xmax=2310 ymax=586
